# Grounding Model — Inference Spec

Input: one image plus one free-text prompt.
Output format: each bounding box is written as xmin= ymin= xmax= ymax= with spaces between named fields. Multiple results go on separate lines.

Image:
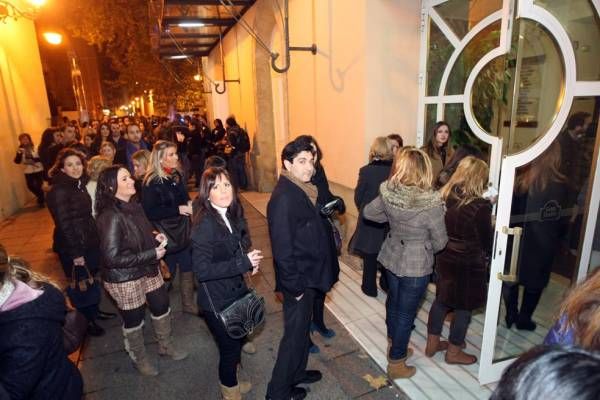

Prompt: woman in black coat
xmin=191 ymin=167 xmax=263 ymax=399
xmin=96 ymin=166 xmax=188 ymax=376
xmin=426 ymin=156 xmax=492 ymax=365
xmin=349 ymin=136 xmax=394 ymax=296
xmin=141 ymin=140 xmax=197 ymax=315
xmin=296 ymin=135 xmax=345 ymax=349
xmin=0 ymin=248 xmax=83 ymax=400
xmin=46 ymin=148 xmax=106 ymax=336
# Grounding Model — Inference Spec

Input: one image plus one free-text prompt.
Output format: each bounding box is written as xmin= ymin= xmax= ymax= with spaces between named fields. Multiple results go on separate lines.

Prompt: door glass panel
xmin=503 ymin=19 xmax=565 ymax=154
xmin=427 ymin=19 xmax=454 ymax=96
xmin=472 ymin=55 xmax=509 ymax=135
xmin=535 ymin=0 xmax=600 ymax=81
xmin=425 ymin=103 xmax=438 ymax=140
xmin=434 ymin=0 xmax=502 ymax=39
xmin=493 ymin=96 xmax=599 ymax=362
xmin=446 ymin=21 xmax=501 ymax=95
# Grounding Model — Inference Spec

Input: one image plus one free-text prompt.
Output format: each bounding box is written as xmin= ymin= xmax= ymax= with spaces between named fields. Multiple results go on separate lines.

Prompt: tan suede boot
xmin=425 ymin=334 xmax=449 ymax=357
xmin=445 ymin=343 xmax=477 ymax=365
xmin=151 ymin=309 xmax=188 ymax=361
xmin=180 ymin=271 xmax=200 ymax=315
xmin=387 ymin=357 xmax=416 ymax=380
xmin=220 ymin=383 xmax=242 ymax=400
xmin=123 ymin=323 xmax=159 ymax=376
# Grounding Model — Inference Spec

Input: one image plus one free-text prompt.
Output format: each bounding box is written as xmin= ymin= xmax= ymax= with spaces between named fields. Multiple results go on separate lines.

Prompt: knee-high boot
xmin=123 ymin=322 xmax=158 ymax=376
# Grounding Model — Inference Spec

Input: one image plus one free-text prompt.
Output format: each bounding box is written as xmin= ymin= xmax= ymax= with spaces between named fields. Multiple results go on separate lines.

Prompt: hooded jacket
xmin=363 ymin=182 xmax=447 ymax=277
xmin=0 ymin=284 xmax=83 ymax=400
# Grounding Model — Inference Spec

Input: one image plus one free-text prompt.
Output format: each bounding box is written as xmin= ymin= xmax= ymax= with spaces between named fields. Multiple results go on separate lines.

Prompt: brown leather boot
xmin=425 ymin=334 xmax=449 ymax=357
xmin=387 ymin=356 xmax=416 ymax=380
xmin=180 ymin=271 xmax=199 ymax=315
xmin=445 ymin=343 xmax=477 ymax=365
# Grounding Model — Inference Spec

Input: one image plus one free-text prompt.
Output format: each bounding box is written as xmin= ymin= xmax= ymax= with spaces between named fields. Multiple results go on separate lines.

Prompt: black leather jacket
xmin=96 ymin=200 xmax=159 ymax=283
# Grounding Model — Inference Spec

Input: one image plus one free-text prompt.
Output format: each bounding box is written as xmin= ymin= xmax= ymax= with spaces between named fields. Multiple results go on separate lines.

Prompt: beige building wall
xmin=0 ymin=14 xmax=51 ymax=221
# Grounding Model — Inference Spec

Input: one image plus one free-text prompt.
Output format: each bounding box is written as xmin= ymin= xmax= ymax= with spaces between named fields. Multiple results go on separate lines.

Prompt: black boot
xmin=516 ymin=287 xmax=543 ymax=331
xmin=361 ymin=254 xmax=378 ymax=297
xmin=502 ymin=283 xmax=519 ymax=328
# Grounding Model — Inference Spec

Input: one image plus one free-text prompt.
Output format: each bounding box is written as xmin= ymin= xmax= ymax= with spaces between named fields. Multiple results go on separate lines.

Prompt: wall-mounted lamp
xmin=0 ymin=0 xmax=46 ymax=23
xmin=43 ymin=31 xmax=62 ymax=45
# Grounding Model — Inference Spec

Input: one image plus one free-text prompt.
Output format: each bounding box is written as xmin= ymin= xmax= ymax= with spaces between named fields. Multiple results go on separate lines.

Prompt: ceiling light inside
xmin=178 ymin=22 xmax=205 ymax=28
xmin=169 ymin=54 xmax=189 ymax=59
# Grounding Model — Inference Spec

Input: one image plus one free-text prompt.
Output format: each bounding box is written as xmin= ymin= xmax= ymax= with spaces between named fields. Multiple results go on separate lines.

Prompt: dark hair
xmin=39 ymin=128 xmax=57 ymax=150
xmin=225 ymin=116 xmax=238 ymax=127
xmin=490 ymin=346 xmax=600 ymax=400
xmin=192 ymin=167 xmax=244 ymax=227
xmin=295 ymin=135 xmax=322 ymax=165
xmin=424 ymin=121 xmax=451 ymax=157
xmin=214 ymin=119 xmax=223 ymax=129
xmin=95 ymin=165 xmax=125 ymax=216
xmin=49 ymin=148 xmax=87 ymax=178
xmin=61 ymin=123 xmax=75 ymax=133
xmin=387 ymin=133 xmax=404 ymax=147
xmin=204 ymin=155 xmax=227 ymax=169
xmin=281 ymin=137 xmax=315 ymax=168
xmin=567 ymin=112 xmax=591 ymax=131
xmin=18 ymin=133 xmax=34 ymax=147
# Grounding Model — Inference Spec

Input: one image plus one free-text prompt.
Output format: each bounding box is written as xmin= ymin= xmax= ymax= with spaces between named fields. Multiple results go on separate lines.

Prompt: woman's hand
xmin=246 ymin=249 xmax=263 ymax=271
xmin=73 ymin=256 xmax=85 ymax=266
xmin=155 ymin=246 xmax=166 ymax=260
xmin=179 ymin=204 xmax=192 ymax=216
xmin=154 ymin=232 xmax=167 ymax=244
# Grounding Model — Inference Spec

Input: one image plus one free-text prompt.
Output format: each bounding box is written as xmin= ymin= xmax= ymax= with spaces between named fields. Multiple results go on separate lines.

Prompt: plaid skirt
xmin=104 ymin=271 xmax=164 ymax=310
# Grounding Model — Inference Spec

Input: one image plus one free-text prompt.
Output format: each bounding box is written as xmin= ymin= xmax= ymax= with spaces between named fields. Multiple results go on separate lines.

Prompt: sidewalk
xmin=0 ymin=198 xmax=408 ymax=400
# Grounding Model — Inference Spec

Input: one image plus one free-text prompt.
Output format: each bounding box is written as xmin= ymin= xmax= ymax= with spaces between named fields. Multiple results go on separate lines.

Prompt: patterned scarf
xmin=280 ymin=170 xmax=318 ymax=206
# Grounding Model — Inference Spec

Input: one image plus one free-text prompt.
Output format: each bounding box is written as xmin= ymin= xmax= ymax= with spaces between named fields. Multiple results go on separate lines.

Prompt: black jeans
xmin=361 ymin=253 xmax=379 ymax=296
xmin=25 ymin=171 xmax=44 ymax=205
xmin=311 ymin=290 xmax=327 ymax=330
xmin=427 ymin=299 xmax=471 ymax=346
xmin=164 ymin=246 xmax=193 ymax=276
xmin=267 ymin=288 xmax=316 ymax=399
xmin=229 ymin=153 xmax=248 ymax=190
xmin=204 ymin=311 xmax=244 ymax=387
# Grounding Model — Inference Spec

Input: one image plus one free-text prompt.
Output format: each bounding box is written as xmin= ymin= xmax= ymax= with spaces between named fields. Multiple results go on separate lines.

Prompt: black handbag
xmin=153 ymin=215 xmax=191 ymax=254
xmin=65 ymin=264 xmax=101 ymax=309
xmin=201 ymin=245 xmax=266 ymax=339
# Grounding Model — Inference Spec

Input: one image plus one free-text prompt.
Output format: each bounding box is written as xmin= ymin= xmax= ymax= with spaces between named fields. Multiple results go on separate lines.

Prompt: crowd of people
xmin=1 ymin=112 xmax=599 ymax=400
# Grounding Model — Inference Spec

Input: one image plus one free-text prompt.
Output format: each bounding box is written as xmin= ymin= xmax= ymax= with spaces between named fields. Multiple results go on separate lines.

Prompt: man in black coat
xmin=266 ymin=138 xmax=336 ymax=400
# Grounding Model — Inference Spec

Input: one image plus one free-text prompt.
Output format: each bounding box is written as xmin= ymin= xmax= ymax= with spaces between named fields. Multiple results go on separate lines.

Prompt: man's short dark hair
xmin=281 ymin=138 xmax=314 ymax=168
xmin=567 ymin=112 xmax=591 ymax=131
xmin=204 ymin=155 xmax=227 ymax=169
xmin=226 ymin=116 xmax=237 ymax=127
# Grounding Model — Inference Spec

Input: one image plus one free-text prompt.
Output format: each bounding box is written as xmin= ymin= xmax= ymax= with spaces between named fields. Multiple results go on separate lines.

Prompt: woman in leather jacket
xmin=191 ymin=167 xmax=263 ymax=399
xmin=96 ymin=165 xmax=187 ymax=376
xmin=46 ymin=148 xmax=105 ymax=336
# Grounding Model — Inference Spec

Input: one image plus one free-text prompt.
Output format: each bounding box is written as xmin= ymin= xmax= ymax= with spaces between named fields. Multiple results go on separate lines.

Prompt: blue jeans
xmin=385 ymin=270 xmax=430 ymax=360
xmin=164 ymin=246 xmax=192 ymax=276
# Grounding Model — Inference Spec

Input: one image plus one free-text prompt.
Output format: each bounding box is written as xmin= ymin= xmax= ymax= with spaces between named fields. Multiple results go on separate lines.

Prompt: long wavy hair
xmin=515 ymin=141 xmax=566 ymax=194
xmin=389 ymin=147 xmax=433 ymax=190
xmin=440 ymin=156 xmax=489 ymax=207
xmin=423 ymin=121 xmax=451 ymax=159
xmin=48 ymin=148 xmax=87 ymax=178
xmin=559 ymin=268 xmax=600 ymax=350
xmin=95 ymin=165 xmax=125 ymax=216
xmin=0 ymin=245 xmax=58 ymax=290
xmin=144 ymin=140 xmax=178 ymax=185
xmin=192 ymin=167 xmax=244 ymax=228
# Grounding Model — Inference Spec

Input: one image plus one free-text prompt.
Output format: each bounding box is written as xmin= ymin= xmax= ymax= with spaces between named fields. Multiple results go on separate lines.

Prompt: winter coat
xmin=363 ymin=182 xmax=447 ymax=278
xmin=141 ymin=172 xmax=191 ymax=222
xmin=350 ymin=159 xmax=392 ymax=255
xmin=422 ymin=145 xmax=455 ymax=184
xmin=96 ymin=200 xmax=160 ymax=284
xmin=0 ymin=284 xmax=83 ymax=400
xmin=47 ymin=172 xmax=99 ymax=259
xmin=435 ymin=195 xmax=493 ymax=310
xmin=267 ymin=175 xmax=337 ymax=297
xmin=511 ymin=180 xmax=568 ymax=289
xmin=191 ymin=211 xmax=252 ymax=311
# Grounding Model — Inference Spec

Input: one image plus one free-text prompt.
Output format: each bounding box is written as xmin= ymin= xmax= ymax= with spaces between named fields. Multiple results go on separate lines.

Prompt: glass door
xmin=417 ymin=0 xmax=600 ymax=385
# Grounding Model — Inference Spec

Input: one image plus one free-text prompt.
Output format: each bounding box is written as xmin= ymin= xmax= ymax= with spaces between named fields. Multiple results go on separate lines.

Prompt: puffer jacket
xmin=0 ymin=284 xmax=83 ymax=400
xmin=96 ymin=199 xmax=159 ymax=283
xmin=191 ymin=211 xmax=252 ymax=311
xmin=47 ymin=171 xmax=99 ymax=258
xmin=363 ymin=182 xmax=447 ymax=278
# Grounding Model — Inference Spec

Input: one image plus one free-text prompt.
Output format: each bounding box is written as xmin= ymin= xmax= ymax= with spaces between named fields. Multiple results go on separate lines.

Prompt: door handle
xmin=497 ymin=226 xmax=523 ymax=282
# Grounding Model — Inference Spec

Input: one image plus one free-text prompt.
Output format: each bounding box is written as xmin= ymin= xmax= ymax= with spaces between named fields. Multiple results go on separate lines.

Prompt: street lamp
xmin=42 ymin=31 xmax=62 ymax=45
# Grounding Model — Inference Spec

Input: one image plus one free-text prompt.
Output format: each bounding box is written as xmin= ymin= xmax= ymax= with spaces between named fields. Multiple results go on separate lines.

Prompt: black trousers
xmin=427 ymin=299 xmax=471 ymax=346
xmin=502 ymin=283 xmax=543 ymax=322
xmin=25 ymin=171 xmax=44 ymax=205
xmin=204 ymin=311 xmax=244 ymax=387
xmin=267 ymin=288 xmax=316 ymax=399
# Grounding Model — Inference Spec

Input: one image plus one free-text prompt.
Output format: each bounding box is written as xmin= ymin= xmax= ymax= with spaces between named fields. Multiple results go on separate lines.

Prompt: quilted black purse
xmin=202 ymin=244 xmax=265 ymax=339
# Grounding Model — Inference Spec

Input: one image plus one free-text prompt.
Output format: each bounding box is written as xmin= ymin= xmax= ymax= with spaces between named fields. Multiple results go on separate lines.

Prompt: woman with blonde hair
xmin=131 ymin=149 xmax=152 ymax=196
xmin=0 ymin=245 xmax=83 ymax=399
xmin=141 ymin=140 xmax=197 ymax=315
xmin=99 ymin=141 xmax=116 ymax=164
xmin=350 ymin=136 xmax=395 ymax=296
xmin=86 ymin=156 xmax=112 ymax=217
xmin=426 ymin=156 xmax=492 ymax=365
xmin=364 ymin=147 xmax=448 ymax=379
